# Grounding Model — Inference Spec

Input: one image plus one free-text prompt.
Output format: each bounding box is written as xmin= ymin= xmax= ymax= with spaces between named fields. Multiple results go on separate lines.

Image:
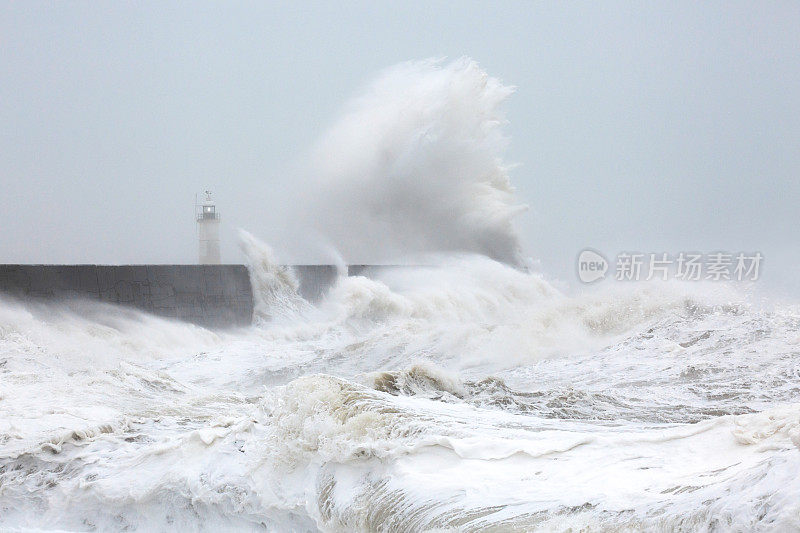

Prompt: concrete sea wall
xmin=293 ymin=265 xmax=339 ymax=302
xmin=0 ymin=264 xmax=405 ymax=328
xmin=295 ymin=265 xmax=406 ymax=300
xmin=0 ymin=265 xmax=253 ymax=328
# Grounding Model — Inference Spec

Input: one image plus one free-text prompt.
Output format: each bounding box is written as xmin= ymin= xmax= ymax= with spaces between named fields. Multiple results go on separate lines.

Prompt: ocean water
xmin=1 ymin=253 xmax=799 ymax=532
xmin=2 ymin=58 xmax=799 ymax=531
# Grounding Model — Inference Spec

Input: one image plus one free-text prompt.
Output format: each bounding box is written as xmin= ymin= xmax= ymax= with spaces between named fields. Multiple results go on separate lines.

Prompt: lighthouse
xmin=197 ymin=190 xmax=221 ymax=264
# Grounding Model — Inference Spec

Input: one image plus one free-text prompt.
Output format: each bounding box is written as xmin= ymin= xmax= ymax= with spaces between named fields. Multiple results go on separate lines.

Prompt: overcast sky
xmin=1 ymin=2 xmax=798 ymax=294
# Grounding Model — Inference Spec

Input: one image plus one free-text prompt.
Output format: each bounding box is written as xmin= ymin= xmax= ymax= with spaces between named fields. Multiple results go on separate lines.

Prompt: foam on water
xmin=2 ymin=252 xmax=798 ymax=531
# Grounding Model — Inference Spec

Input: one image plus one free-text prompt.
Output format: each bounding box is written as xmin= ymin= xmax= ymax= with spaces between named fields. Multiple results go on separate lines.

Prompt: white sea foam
xmin=2 ymin=258 xmax=797 ymax=531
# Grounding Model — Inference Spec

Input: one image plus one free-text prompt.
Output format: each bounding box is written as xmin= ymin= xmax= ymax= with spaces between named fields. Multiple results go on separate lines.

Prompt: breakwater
xmin=0 ymin=265 xmax=253 ymax=328
xmin=0 ymin=264 xmax=394 ymax=328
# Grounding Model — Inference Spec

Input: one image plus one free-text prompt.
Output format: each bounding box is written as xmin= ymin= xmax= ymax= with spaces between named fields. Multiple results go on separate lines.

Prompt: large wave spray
xmin=288 ymin=58 xmax=526 ymax=266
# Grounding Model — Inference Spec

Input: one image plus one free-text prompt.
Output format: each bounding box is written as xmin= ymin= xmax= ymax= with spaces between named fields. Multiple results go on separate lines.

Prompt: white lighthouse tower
xmin=196 ymin=190 xmax=221 ymax=264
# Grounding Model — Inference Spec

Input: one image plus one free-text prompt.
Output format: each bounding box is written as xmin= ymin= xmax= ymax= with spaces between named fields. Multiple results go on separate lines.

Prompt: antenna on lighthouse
xmin=196 ymin=190 xmax=221 ymax=264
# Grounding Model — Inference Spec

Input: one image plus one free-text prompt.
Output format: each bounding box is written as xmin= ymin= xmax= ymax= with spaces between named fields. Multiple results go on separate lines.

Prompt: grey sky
xmin=1 ymin=2 xmax=798 ymax=293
